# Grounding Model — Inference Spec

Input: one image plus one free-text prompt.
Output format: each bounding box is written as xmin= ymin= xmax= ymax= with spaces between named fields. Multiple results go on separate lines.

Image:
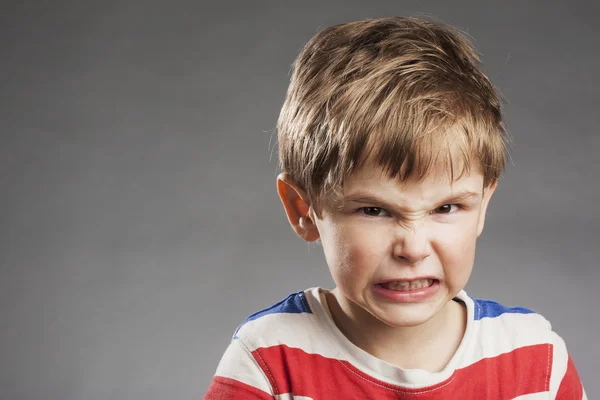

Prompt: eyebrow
xmin=343 ymin=190 xmax=482 ymax=209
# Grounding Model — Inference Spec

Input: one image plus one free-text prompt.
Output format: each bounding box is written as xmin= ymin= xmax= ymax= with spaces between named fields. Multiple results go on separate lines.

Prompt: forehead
xmin=343 ymin=160 xmax=484 ymax=198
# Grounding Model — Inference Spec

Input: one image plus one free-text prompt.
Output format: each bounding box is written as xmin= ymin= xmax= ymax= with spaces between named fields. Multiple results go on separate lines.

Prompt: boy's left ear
xmin=477 ymin=181 xmax=498 ymax=237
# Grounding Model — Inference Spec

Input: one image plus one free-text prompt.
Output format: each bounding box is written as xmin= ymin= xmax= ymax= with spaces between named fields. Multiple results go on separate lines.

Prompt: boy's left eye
xmin=432 ymin=204 xmax=460 ymax=214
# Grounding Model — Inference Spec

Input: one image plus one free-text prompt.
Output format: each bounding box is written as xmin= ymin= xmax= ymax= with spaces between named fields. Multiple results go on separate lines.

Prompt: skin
xmin=277 ymin=160 xmax=496 ymax=372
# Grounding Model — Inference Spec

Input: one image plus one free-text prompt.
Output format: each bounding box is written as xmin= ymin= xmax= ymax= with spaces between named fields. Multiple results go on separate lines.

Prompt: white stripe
xmin=236 ymin=312 xmax=343 ymax=358
xmin=214 ymin=338 xmax=273 ymax=395
xmin=547 ymin=330 xmax=568 ymax=397
xmin=276 ymin=395 xmax=313 ymax=400
xmin=511 ymin=392 xmax=549 ymax=399
xmin=461 ymin=312 xmax=552 ymax=367
xmin=238 ymin=305 xmax=554 ymax=369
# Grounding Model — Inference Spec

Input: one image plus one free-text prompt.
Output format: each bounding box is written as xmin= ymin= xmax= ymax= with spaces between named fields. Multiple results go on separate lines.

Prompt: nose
xmin=393 ymin=226 xmax=431 ymax=264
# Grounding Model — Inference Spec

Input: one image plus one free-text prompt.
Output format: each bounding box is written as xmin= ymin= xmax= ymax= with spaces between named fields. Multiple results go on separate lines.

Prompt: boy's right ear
xmin=276 ymin=173 xmax=320 ymax=242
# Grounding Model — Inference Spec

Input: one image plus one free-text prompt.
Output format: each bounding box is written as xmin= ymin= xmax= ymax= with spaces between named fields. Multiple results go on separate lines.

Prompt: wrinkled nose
xmin=392 ymin=227 xmax=431 ymax=264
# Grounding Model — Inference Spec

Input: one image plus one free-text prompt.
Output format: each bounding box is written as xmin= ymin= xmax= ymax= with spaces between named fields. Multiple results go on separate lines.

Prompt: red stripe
xmin=203 ymin=376 xmax=273 ymax=400
xmin=556 ymin=354 xmax=583 ymax=399
xmin=252 ymin=344 xmax=551 ymax=399
xmin=455 ymin=344 xmax=550 ymax=398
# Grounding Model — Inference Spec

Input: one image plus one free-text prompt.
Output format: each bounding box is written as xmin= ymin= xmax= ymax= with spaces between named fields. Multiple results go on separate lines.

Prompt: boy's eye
xmin=433 ymin=204 xmax=460 ymax=214
xmin=357 ymin=204 xmax=461 ymax=217
xmin=359 ymin=207 xmax=390 ymax=217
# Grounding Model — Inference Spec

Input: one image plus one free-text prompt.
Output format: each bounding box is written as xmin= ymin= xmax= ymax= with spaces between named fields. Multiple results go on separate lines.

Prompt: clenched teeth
xmin=380 ymin=279 xmax=434 ymax=291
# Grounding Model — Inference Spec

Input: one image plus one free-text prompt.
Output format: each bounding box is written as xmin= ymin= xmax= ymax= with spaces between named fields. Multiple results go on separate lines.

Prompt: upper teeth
xmin=381 ymin=279 xmax=433 ymax=291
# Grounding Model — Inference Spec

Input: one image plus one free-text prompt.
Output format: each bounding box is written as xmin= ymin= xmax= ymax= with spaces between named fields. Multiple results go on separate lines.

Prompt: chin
xmin=377 ymin=312 xmax=437 ymax=328
xmin=369 ymin=302 xmax=444 ymax=328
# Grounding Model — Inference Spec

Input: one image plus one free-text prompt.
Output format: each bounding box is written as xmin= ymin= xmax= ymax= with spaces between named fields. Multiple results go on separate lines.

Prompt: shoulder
xmin=233 ymin=289 xmax=325 ymax=350
xmin=228 ymin=288 xmax=342 ymax=394
xmin=466 ymin=296 xmax=554 ymax=365
xmin=234 ymin=290 xmax=313 ymax=337
xmin=207 ymin=291 xmax=316 ymax=399
xmin=472 ymin=297 xmax=541 ymax=321
xmin=469 ymin=297 xmax=553 ymax=365
xmin=467 ymin=299 xmax=554 ymax=375
xmin=467 ymin=296 xmax=585 ymax=398
xmin=471 ymin=296 xmax=552 ymax=336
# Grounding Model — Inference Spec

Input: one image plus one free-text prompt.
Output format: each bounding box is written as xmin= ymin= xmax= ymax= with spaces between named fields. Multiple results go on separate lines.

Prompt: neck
xmin=326 ymin=289 xmax=466 ymax=372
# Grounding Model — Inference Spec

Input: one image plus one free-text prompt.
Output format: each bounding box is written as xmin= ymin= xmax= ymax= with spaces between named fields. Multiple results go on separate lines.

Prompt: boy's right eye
xmin=358 ymin=207 xmax=390 ymax=217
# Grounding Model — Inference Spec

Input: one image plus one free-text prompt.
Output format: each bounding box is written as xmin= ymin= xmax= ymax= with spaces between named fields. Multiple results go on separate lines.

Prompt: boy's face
xmin=278 ymin=160 xmax=496 ymax=328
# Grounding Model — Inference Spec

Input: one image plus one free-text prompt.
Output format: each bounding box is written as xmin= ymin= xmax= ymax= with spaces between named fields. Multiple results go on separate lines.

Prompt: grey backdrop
xmin=1 ymin=1 xmax=598 ymax=399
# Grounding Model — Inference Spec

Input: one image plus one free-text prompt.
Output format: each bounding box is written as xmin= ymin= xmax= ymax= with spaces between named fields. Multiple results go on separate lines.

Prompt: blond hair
xmin=277 ymin=17 xmax=508 ymax=216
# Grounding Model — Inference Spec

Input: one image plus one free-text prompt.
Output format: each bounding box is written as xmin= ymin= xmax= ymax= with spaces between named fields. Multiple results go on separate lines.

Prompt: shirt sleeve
xmin=204 ymin=338 xmax=274 ymax=400
xmin=547 ymin=330 xmax=586 ymax=399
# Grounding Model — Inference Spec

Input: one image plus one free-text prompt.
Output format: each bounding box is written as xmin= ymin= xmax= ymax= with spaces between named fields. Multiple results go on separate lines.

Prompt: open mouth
xmin=377 ymin=279 xmax=437 ymax=292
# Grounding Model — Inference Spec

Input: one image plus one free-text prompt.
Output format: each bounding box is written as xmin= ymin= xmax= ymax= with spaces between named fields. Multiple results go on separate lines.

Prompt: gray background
xmin=1 ymin=1 xmax=598 ymax=399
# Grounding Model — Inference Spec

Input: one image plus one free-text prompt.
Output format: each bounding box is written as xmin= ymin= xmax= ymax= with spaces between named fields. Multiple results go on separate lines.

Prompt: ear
xmin=477 ymin=181 xmax=497 ymax=237
xmin=277 ymin=173 xmax=320 ymax=242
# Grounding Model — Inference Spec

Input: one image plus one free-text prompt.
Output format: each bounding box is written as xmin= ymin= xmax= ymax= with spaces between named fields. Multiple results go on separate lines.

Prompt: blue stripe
xmin=474 ymin=298 xmax=536 ymax=320
xmin=233 ymin=291 xmax=312 ymax=338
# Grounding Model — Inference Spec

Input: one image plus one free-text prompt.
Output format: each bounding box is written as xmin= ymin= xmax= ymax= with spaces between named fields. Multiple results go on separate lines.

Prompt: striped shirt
xmin=205 ymin=288 xmax=586 ymax=399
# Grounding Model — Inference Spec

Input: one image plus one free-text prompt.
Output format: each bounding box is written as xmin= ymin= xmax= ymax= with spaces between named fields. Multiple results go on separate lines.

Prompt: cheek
xmin=434 ymin=223 xmax=478 ymax=277
xmin=321 ymin=223 xmax=388 ymax=282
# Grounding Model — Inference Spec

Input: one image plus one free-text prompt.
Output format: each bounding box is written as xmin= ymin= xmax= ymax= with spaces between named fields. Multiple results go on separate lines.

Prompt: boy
xmin=205 ymin=17 xmax=586 ymax=399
